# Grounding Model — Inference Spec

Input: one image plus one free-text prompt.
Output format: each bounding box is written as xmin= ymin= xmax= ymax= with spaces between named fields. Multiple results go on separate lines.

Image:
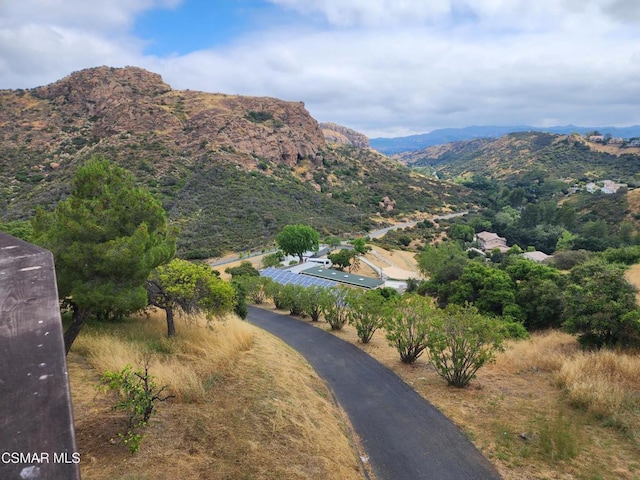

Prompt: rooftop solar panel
xmin=260 ymin=267 xmax=338 ymax=288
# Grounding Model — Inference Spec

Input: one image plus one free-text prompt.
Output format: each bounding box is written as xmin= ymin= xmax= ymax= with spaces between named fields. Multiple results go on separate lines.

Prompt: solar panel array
xmin=261 ymin=267 xmax=338 ymax=288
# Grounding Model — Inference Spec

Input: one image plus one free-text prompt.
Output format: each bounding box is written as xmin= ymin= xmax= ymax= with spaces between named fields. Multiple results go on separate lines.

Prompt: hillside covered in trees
xmin=398 ymin=131 xmax=640 ymax=186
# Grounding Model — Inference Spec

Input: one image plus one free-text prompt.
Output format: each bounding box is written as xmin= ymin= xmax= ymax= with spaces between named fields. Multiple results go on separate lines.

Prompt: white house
xmin=475 ymin=231 xmax=509 ymax=253
xmin=523 ymin=251 xmax=552 ymax=263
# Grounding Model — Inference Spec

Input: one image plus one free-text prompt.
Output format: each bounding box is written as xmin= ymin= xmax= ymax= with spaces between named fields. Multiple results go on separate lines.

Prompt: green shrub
xmin=426 ymin=304 xmax=505 ymax=387
xmin=347 ymin=289 xmax=389 ymax=343
xmin=262 ymin=251 xmax=284 ymax=268
xmin=501 ymin=320 xmax=529 ymax=339
xmin=549 ymin=250 xmax=591 ymax=270
xmin=563 ymin=259 xmax=640 ymax=348
xmin=601 ymin=245 xmax=640 ymax=265
xmin=225 ymin=261 xmax=259 ymax=278
xmin=238 ymin=276 xmax=271 ymax=305
xmin=231 ymin=279 xmax=248 ymax=319
xmin=384 ymin=294 xmax=435 ymax=363
xmin=99 ymin=363 xmax=173 ymax=453
xmin=280 ymin=284 xmax=307 ymax=316
xmin=321 ymin=287 xmax=350 ymax=330
xmin=302 ymin=286 xmax=327 ymax=322
xmin=265 ymin=281 xmax=286 ymax=309
xmin=246 ymin=111 xmax=274 ymax=123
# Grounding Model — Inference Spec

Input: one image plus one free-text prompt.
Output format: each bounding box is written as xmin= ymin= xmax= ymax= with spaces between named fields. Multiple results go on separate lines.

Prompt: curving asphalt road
xmin=247 ymin=306 xmax=501 ymax=480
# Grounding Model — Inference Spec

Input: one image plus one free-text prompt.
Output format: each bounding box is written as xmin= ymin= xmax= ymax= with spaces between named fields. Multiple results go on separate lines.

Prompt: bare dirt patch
xmin=364 ymin=246 xmax=423 ymax=280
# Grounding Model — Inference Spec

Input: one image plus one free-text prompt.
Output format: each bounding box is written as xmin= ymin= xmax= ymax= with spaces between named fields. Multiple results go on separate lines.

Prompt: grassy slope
xmin=69 ymin=313 xmax=365 ymax=480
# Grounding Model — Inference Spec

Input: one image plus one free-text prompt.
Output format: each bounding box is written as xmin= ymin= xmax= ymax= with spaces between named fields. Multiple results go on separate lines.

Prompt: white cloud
xmin=0 ymin=0 xmax=179 ymax=87
xmin=269 ymin=0 xmax=452 ymax=27
xmin=1 ymin=0 xmax=639 ymax=136
xmin=2 ymin=0 xmax=181 ymax=31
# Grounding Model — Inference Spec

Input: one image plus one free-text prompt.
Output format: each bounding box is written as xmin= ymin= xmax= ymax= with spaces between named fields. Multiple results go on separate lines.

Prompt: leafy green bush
xmin=261 ymin=251 xmax=284 ymax=268
xmin=99 ymin=363 xmax=173 ymax=453
xmin=301 ymin=285 xmax=327 ymax=322
xmin=265 ymin=281 xmax=285 ymax=309
xmin=279 ymin=284 xmax=307 ymax=316
xmin=237 ymin=276 xmax=272 ymax=305
xmin=231 ymin=279 xmax=248 ymax=319
xmin=548 ymin=250 xmax=591 ymax=270
xmin=601 ymin=245 xmax=640 ymax=265
xmin=321 ymin=287 xmax=350 ymax=330
xmin=347 ymin=289 xmax=389 ymax=343
xmin=425 ymin=304 xmax=505 ymax=387
xmin=225 ymin=261 xmax=259 ymax=278
xmin=245 ymin=111 xmax=274 ymax=123
xmin=563 ymin=259 xmax=640 ymax=348
xmin=384 ymin=294 xmax=435 ymax=363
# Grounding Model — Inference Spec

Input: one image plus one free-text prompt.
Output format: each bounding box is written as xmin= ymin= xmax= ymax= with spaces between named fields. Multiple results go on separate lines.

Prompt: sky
xmin=1 ymin=0 xmax=640 ymax=137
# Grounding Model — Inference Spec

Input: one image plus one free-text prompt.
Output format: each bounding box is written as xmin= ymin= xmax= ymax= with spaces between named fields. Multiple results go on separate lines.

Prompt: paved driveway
xmin=247 ymin=306 xmax=501 ymax=480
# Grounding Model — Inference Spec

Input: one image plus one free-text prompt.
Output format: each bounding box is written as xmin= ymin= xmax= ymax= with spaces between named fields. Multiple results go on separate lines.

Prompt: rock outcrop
xmin=2 ymin=66 xmax=326 ymax=168
xmin=320 ymin=122 xmax=369 ymax=148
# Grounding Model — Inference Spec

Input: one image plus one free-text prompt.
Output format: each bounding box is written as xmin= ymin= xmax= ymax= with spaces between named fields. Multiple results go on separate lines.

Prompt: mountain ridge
xmin=0 ymin=66 xmax=473 ymax=257
xmin=371 ymin=125 xmax=640 ymax=154
xmin=397 ymin=131 xmax=640 ymax=185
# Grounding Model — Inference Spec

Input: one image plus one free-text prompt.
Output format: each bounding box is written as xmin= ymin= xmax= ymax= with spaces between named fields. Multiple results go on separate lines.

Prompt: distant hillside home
xmin=609 ymin=137 xmax=624 ymax=144
xmin=589 ymin=135 xmax=605 ymax=143
xmin=602 ymin=180 xmax=627 ymax=194
xmin=475 ymin=231 xmax=509 ymax=253
xmin=585 ymin=180 xmax=627 ymax=194
xmin=523 ymin=251 xmax=552 ymax=263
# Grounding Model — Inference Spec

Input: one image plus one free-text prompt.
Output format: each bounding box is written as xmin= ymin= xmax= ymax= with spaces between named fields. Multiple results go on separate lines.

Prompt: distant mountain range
xmin=370 ymin=125 xmax=640 ymax=154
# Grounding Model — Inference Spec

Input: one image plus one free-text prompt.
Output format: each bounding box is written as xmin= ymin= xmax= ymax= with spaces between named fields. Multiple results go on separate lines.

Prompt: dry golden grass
xmin=627 ymin=188 xmax=640 ymax=214
xmin=73 ymin=311 xmax=254 ymax=403
xmin=495 ymin=330 xmax=579 ymax=374
xmin=586 ymin=141 xmax=640 ymax=156
xmin=625 ymin=264 xmax=640 ymax=303
xmin=69 ymin=312 xmax=365 ymax=480
xmin=557 ymin=350 xmax=640 ymax=443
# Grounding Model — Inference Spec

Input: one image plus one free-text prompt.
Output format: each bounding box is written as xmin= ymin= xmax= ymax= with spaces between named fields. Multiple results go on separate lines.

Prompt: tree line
xmin=228 ymin=269 xmax=507 ymax=388
xmin=414 ymin=239 xmax=640 ymax=349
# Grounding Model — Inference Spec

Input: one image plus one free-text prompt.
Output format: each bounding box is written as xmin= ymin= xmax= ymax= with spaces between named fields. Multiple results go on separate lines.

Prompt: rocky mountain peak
xmin=34 ymin=66 xmax=171 ymax=110
xmin=3 ymin=66 xmax=326 ymax=166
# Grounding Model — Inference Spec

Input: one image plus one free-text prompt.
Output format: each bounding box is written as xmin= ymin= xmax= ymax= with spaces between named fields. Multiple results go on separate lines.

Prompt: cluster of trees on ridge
xmin=413 ymin=238 xmax=640 ymax=349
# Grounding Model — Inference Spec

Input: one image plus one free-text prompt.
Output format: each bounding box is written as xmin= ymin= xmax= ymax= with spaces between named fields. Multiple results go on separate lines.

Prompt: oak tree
xmin=147 ymin=258 xmax=236 ymax=336
xmin=276 ymin=224 xmax=320 ymax=263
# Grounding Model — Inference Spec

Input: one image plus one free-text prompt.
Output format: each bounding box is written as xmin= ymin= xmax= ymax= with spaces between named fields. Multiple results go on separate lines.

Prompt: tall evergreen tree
xmin=33 ymin=157 xmax=175 ymax=353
